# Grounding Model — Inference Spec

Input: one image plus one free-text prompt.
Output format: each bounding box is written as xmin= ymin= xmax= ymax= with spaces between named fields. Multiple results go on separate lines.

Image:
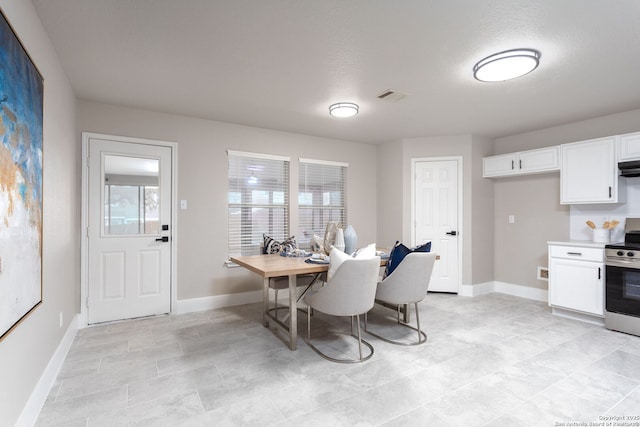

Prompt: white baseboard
xmin=459 ymin=281 xmax=494 ymax=297
xmin=178 ymin=281 xmax=549 ymax=315
xmin=493 ymin=281 xmax=548 ymax=302
xmin=459 ymin=281 xmax=548 ymax=302
xmin=17 ymin=314 xmax=80 ymax=427
xmin=176 ymin=290 xmax=263 ymax=314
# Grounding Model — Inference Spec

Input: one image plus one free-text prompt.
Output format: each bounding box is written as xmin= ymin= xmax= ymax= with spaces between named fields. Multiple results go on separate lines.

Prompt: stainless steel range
xmin=605 ymin=217 xmax=640 ymax=336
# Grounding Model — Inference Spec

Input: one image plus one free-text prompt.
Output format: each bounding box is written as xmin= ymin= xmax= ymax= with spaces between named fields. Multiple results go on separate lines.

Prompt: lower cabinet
xmin=548 ymin=244 xmax=604 ymax=317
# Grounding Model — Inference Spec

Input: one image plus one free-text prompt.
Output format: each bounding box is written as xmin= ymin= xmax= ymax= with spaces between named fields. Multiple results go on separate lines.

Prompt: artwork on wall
xmin=0 ymin=8 xmax=44 ymax=340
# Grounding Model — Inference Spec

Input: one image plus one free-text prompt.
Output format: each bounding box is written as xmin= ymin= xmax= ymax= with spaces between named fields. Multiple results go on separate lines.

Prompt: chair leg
xmin=356 ymin=314 xmax=363 ymax=360
xmin=307 ymin=304 xmax=311 ymax=341
xmin=304 ymin=310 xmax=374 ymax=364
xmin=364 ymin=301 xmax=427 ymax=346
xmin=415 ymin=302 xmax=424 ymax=344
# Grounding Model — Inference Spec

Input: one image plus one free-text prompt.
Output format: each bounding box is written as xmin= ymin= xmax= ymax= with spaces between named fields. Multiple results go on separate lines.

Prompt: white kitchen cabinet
xmin=618 ymin=132 xmax=640 ymax=162
xmin=548 ymin=243 xmax=604 ymax=317
xmin=483 ymin=153 xmax=517 ymax=177
xmin=560 ymin=137 xmax=624 ymax=204
xmin=483 ymin=146 xmax=559 ymax=178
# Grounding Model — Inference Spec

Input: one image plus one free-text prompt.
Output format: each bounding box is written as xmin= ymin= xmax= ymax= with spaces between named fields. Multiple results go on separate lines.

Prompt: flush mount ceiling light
xmin=329 ymin=102 xmax=359 ymax=118
xmin=473 ymin=49 xmax=540 ymax=82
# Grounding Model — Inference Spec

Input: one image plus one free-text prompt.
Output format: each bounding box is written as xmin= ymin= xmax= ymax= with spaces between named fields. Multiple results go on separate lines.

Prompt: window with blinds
xmin=228 ymin=151 xmax=290 ymax=257
xmin=298 ymin=158 xmax=348 ymax=250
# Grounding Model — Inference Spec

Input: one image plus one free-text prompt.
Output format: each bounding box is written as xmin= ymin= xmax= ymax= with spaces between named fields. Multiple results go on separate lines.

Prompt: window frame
xmin=227 ymin=150 xmax=290 ymax=259
xmin=297 ymin=158 xmax=348 ymax=251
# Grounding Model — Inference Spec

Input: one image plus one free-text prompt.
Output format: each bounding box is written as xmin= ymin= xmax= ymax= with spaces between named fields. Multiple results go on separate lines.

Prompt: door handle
xmin=445 ymin=231 xmax=457 ymax=236
xmin=155 ymin=236 xmax=169 ymax=242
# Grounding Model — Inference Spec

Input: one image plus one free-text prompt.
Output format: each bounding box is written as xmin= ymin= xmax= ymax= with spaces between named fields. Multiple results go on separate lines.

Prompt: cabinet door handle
xmin=598 ymin=267 xmax=601 ymax=280
xmin=567 ymin=252 xmax=582 ymax=256
xmin=511 ymin=160 xmax=515 ymax=170
xmin=609 ymin=186 xmax=612 ymax=198
xmin=519 ymin=159 xmax=522 ymax=169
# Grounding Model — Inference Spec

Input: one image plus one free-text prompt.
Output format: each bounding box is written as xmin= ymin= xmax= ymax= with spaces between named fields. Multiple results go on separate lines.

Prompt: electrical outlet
xmin=180 ymin=200 xmax=188 ymax=210
xmin=508 ymin=215 xmax=515 ymax=224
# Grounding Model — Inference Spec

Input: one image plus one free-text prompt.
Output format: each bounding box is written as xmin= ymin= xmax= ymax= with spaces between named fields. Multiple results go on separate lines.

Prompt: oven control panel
xmin=605 ymin=248 xmax=640 ymax=266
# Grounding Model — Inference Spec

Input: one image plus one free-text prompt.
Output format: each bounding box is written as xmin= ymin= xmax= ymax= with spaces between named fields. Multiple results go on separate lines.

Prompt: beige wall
xmin=376 ymin=134 xmax=495 ymax=286
xmin=470 ymin=135 xmax=495 ymax=285
xmin=376 ymin=139 xmax=404 ymax=248
xmin=0 ymin=1 xmax=78 ymax=425
xmin=77 ymin=100 xmax=378 ymax=300
xmin=492 ymin=108 xmax=640 ymax=289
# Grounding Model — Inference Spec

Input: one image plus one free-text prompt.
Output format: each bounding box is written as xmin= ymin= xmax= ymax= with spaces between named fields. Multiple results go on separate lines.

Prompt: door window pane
xmin=103 ymin=155 xmax=160 ymax=235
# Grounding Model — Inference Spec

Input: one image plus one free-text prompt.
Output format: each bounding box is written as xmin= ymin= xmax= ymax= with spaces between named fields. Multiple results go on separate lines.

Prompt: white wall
xmin=569 ymin=177 xmax=640 ymax=243
xmin=0 ymin=1 xmax=78 ymax=425
xmin=76 ymin=100 xmax=378 ymax=300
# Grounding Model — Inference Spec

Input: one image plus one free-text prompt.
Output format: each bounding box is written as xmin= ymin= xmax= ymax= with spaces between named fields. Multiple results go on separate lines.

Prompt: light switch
xmin=180 ymin=200 xmax=188 ymax=210
xmin=509 ymin=215 xmax=515 ymax=224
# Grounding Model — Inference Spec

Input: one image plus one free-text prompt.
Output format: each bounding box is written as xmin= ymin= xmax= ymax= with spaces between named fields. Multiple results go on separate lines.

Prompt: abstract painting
xmin=0 ymin=9 xmax=44 ymax=340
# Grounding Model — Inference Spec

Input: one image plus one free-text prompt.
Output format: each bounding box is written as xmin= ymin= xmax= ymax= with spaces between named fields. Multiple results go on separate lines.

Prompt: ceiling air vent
xmin=377 ymin=89 xmax=409 ymax=102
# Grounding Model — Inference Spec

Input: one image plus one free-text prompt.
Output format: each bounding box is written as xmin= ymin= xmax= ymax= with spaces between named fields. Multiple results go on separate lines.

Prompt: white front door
xmin=414 ymin=159 xmax=460 ymax=293
xmin=86 ymin=136 xmax=173 ymax=324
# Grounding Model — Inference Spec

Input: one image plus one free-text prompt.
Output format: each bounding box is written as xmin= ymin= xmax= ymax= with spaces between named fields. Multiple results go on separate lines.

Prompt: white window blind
xmin=228 ymin=151 xmax=290 ymax=257
xmin=298 ymin=158 xmax=348 ymax=250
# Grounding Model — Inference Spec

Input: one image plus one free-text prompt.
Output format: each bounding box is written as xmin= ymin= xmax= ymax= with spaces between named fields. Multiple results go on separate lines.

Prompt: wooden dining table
xmin=231 ymin=252 xmax=437 ymax=350
xmin=230 ymin=254 xmax=345 ymax=350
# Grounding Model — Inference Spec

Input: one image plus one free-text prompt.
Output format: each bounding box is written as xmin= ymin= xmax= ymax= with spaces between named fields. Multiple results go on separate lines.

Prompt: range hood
xmin=618 ymin=160 xmax=640 ymax=177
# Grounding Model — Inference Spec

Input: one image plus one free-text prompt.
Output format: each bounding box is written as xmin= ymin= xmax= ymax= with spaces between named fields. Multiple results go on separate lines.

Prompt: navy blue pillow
xmin=384 ymin=241 xmax=431 ymax=278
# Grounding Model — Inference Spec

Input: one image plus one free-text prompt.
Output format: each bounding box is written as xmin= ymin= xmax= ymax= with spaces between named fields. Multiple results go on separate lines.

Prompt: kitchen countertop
xmin=547 ymin=240 xmax=609 ymax=248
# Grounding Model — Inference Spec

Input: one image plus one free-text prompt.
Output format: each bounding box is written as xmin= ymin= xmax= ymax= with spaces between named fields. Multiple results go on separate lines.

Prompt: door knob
xmin=445 ymin=231 xmax=457 ymax=236
xmin=155 ymin=236 xmax=169 ymax=242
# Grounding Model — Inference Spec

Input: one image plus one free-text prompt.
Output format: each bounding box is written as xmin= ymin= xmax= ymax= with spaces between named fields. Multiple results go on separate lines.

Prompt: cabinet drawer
xmin=549 ymin=245 xmax=603 ymax=262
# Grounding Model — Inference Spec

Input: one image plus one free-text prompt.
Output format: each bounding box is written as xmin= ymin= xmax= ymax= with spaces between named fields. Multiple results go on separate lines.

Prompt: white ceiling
xmin=33 ymin=0 xmax=640 ymax=144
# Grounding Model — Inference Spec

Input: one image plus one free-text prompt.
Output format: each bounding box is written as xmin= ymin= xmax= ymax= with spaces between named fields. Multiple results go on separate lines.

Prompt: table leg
xmin=288 ymin=274 xmax=297 ymax=350
xmin=262 ymin=277 xmax=270 ymax=327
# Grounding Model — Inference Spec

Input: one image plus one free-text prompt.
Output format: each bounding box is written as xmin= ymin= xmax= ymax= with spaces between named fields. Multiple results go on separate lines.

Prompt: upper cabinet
xmin=560 ymin=136 xmax=624 ymax=204
xmin=618 ymin=132 xmax=640 ymax=162
xmin=483 ymin=146 xmax=560 ymax=178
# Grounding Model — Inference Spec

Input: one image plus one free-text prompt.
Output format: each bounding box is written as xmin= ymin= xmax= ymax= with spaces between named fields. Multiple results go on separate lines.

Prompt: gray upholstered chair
xmin=303 ymin=256 xmax=380 ymax=363
xmin=365 ymin=252 xmax=436 ymax=345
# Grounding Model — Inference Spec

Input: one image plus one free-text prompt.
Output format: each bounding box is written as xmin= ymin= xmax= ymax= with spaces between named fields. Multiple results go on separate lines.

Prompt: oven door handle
xmin=606 ymin=259 xmax=640 ymax=269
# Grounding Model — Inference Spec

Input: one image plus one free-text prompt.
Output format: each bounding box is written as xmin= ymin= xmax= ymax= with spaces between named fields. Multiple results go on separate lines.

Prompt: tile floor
xmin=36 ymin=293 xmax=640 ymax=426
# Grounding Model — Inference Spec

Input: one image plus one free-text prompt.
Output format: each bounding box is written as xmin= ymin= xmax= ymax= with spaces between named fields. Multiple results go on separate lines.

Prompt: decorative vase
xmin=334 ymin=227 xmax=346 ymax=252
xmin=344 ymin=225 xmax=357 ymax=254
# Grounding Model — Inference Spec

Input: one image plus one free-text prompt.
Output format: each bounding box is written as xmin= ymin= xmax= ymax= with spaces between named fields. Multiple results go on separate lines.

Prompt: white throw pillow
xmin=327 ymin=246 xmax=351 ymax=281
xmin=354 ymin=243 xmax=376 ymax=259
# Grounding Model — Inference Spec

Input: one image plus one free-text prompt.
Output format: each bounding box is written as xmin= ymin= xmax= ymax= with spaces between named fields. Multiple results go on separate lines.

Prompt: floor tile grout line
xmin=604 ymin=382 xmax=640 ymax=415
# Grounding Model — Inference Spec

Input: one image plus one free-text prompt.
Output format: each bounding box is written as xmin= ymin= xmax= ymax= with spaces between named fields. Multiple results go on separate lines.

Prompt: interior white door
xmin=87 ymin=137 xmax=172 ymax=324
xmin=414 ymin=160 xmax=460 ymax=293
